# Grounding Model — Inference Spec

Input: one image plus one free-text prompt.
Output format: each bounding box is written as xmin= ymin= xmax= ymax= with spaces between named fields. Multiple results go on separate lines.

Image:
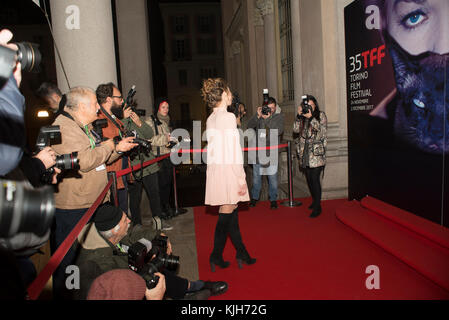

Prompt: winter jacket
xmin=145 ymin=115 xmax=171 ymax=156
xmin=293 ymin=111 xmax=327 ymax=168
xmin=51 ymin=110 xmax=120 ymax=209
xmin=74 ymin=222 xmax=160 ymax=299
xmin=246 ymin=105 xmax=285 ymax=165
xmin=122 ymin=116 xmax=160 ymax=177
xmin=0 ymin=75 xmax=25 ymax=175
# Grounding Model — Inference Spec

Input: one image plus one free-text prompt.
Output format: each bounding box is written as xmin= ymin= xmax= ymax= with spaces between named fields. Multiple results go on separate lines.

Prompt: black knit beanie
xmin=94 ymin=203 xmax=123 ymax=232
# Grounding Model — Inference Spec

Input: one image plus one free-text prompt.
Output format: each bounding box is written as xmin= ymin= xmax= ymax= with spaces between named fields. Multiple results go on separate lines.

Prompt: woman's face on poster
xmin=384 ymin=0 xmax=449 ymax=55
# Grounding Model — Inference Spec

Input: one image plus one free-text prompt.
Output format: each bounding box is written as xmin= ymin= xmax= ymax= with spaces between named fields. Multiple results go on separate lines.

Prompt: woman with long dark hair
xmin=293 ymin=95 xmax=327 ymax=218
xmin=201 ymin=78 xmax=256 ymax=271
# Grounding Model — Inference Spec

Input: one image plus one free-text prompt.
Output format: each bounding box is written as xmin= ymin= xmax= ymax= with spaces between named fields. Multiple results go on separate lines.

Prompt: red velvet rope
xmin=27 ymin=143 xmax=288 ymax=299
xmin=27 ymin=179 xmax=113 ymax=300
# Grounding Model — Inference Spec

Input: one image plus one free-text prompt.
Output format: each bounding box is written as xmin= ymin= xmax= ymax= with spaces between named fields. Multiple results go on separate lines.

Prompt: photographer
xmin=35 ymin=82 xmax=64 ymax=118
xmin=121 ymin=100 xmax=173 ymax=230
xmin=50 ymin=86 xmax=137 ymax=299
xmin=145 ymin=98 xmax=180 ymax=218
xmin=75 ymin=203 xmax=228 ymax=300
xmin=293 ymin=95 xmax=327 ymax=218
xmin=96 ymin=82 xmax=135 ymax=214
xmin=0 ymin=29 xmax=25 ymax=176
xmin=247 ymin=96 xmax=284 ymax=209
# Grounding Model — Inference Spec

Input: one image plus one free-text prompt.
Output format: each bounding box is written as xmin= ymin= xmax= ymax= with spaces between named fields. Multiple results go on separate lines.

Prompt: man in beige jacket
xmin=50 ymin=86 xmax=136 ymax=299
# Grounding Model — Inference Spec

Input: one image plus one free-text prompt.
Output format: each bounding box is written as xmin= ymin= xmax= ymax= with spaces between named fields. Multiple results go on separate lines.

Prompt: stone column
xmin=115 ymin=0 xmax=154 ymax=115
xmin=290 ymin=0 xmax=303 ymax=108
xmin=50 ymin=0 xmax=118 ymax=93
xmin=255 ymin=0 xmax=278 ymax=98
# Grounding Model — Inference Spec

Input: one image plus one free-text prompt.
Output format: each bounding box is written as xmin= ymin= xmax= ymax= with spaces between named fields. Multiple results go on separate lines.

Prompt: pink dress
xmin=204 ymin=106 xmax=249 ymax=205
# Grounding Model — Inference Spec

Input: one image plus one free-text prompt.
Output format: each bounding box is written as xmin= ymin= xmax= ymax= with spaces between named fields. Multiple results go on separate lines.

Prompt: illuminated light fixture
xmin=37 ymin=110 xmax=49 ymax=118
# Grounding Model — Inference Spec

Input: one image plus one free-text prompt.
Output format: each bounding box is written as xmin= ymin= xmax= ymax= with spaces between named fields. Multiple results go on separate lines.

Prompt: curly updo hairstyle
xmin=200 ymin=78 xmax=229 ymax=108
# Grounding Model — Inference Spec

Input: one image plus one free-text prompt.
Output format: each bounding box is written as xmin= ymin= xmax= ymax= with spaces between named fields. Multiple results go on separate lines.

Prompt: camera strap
xmin=151 ymin=115 xmax=161 ymax=157
xmin=99 ymin=105 xmax=125 ymax=138
xmin=60 ymin=111 xmax=96 ymax=149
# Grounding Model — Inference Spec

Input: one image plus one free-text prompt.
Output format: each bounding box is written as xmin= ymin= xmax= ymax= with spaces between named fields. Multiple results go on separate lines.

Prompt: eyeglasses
xmin=112 ymin=96 xmax=123 ymax=99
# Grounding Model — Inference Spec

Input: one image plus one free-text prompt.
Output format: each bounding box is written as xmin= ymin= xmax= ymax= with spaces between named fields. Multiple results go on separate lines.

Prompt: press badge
xmin=96 ymin=164 xmax=106 ymax=171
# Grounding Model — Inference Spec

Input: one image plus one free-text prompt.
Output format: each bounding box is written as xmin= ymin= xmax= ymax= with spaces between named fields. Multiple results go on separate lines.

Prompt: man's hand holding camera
xmin=144 ymin=272 xmax=166 ymax=300
xmin=34 ymin=147 xmax=61 ymax=184
xmin=104 ymin=136 xmax=138 ymax=154
xmin=257 ymin=106 xmax=272 ymax=120
xmin=124 ymin=106 xmax=143 ymax=128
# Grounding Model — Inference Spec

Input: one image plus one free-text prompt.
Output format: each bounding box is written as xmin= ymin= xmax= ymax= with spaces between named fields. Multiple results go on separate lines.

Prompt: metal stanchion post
xmin=173 ymin=165 xmax=187 ymax=215
xmin=281 ymin=141 xmax=302 ymax=207
xmin=108 ymin=171 xmax=119 ymax=207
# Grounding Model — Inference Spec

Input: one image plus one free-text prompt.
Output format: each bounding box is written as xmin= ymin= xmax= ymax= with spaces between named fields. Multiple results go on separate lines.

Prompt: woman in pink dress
xmin=201 ymin=78 xmax=256 ymax=272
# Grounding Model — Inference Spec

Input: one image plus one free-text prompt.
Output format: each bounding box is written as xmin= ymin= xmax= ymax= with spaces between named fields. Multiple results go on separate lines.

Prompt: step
xmin=336 ymin=200 xmax=449 ymax=292
xmin=361 ymin=196 xmax=449 ymax=250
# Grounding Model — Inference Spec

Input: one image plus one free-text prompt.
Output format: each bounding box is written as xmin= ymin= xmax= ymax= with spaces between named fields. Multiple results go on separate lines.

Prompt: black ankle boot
xmin=228 ymin=208 xmax=256 ymax=269
xmin=203 ymin=281 xmax=228 ymax=296
xmin=210 ymin=213 xmax=232 ymax=272
xmin=310 ymin=205 xmax=322 ymax=218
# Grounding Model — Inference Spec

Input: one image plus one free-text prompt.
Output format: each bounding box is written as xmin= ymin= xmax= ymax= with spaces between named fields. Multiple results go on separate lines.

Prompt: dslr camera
xmin=301 ymin=95 xmax=312 ymax=115
xmin=261 ymin=89 xmax=271 ymax=116
xmin=128 ymin=235 xmax=180 ymax=289
xmin=113 ymin=129 xmax=152 ymax=152
xmin=36 ymin=126 xmax=80 ymax=184
xmin=123 ymin=85 xmax=146 ymax=117
xmin=0 ymin=42 xmax=42 ymax=88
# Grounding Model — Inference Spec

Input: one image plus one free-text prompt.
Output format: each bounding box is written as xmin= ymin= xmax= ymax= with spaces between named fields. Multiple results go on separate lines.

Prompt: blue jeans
xmin=251 ymin=164 xmax=278 ymax=202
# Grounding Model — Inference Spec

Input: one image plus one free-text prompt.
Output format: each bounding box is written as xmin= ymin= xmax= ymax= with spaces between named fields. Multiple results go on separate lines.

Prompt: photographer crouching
xmin=75 ymin=203 xmax=228 ymax=300
xmin=50 ymin=87 xmax=137 ymax=299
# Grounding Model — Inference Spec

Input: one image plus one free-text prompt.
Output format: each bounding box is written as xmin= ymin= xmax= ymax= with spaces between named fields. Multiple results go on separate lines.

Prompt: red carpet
xmin=337 ymin=199 xmax=449 ymax=292
xmin=360 ymin=196 xmax=449 ymax=250
xmin=193 ymin=198 xmax=449 ymax=299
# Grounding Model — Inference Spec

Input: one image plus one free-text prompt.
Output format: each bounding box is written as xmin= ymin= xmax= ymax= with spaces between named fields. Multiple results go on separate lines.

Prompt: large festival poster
xmin=344 ymin=0 xmax=448 ymax=227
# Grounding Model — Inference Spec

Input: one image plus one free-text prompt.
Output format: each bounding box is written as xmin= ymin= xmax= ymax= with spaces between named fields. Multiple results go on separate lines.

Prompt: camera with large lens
xmin=0 ymin=42 xmax=42 ymax=88
xmin=123 ymin=85 xmax=146 ymax=117
xmin=301 ymin=95 xmax=312 ymax=115
xmin=261 ymin=89 xmax=271 ymax=116
xmin=36 ymin=126 xmax=80 ymax=184
xmin=0 ymin=180 xmax=55 ymax=238
xmin=128 ymin=236 xmax=180 ymax=289
xmin=117 ymin=130 xmax=151 ymax=150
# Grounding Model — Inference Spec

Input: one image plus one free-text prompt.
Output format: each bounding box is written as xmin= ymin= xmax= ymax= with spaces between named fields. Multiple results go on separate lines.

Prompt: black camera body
xmin=123 ymin=85 xmax=146 ymax=117
xmin=301 ymin=95 xmax=312 ymax=115
xmin=261 ymin=89 xmax=271 ymax=116
xmin=128 ymin=236 xmax=180 ymax=289
xmin=36 ymin=126 xmax=80 ymax=184
xmin=92 ymin=119 xmax=108 ymax=141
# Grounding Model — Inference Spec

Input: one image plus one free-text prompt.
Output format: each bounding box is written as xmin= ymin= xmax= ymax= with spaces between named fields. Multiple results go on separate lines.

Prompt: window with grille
xmin=278 ymin=0 xmax=294 ymax=102
xmin=173 ymin=39 xmax=191 ymax=60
